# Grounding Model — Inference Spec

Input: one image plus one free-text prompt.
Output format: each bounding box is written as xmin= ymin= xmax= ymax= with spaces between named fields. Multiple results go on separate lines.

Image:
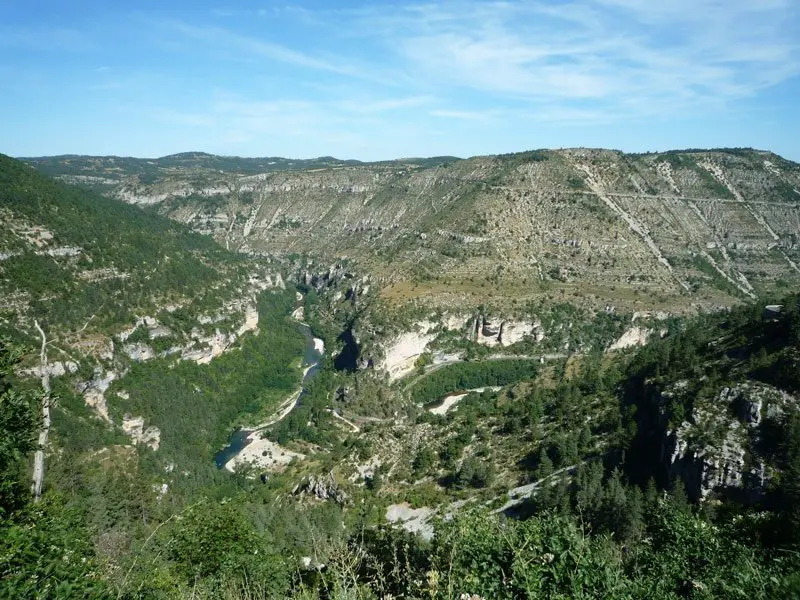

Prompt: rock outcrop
xmin=122 ymin=415 xmax=161 ymax=451
xmin=609 ymin=327 xmax=650 ymax=351
xmin=123 ymin=342 xmax=156 ymax=362
xmin=293 ymin=472 xmax=350 ymax=505
xmin=663 ymin=382 xmax=794 ymax=501
xmin=22 ymin=361 xmax=78 ymax=378
xmin=473 ymin=316 xmax=543 ymax=347
xmin=379 ymin=322 xmax=437 ymax=381
xmin=79 ymin=369 xmax=118 ymax=422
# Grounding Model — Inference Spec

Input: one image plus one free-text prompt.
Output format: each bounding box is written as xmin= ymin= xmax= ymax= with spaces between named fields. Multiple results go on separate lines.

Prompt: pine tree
xmin=644 ymin=477 xmax=659 ymax=508
xmin=601 ymin=468 xmax=628 ymax=536
xmin=781 ymin=412 xmax=800 ymax=542
xmin=669 ymin=478 xmax=690 ymax=512
xmin=579 ymin=424 xmax=594 ymax=454
xmin=0 ymin=339 xmax=38 ymax=516
xmin=574 ymin=460 xmax=604 ymax=525
xmin=535 ymin=447 xmax=553 ymax=481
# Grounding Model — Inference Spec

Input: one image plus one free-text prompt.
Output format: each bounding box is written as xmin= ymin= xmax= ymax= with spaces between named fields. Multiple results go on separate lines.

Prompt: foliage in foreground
xmin=3 ymin=294 xmax=800 ymax=597
xmin=310 ymin=503 xmax=800 ymax=600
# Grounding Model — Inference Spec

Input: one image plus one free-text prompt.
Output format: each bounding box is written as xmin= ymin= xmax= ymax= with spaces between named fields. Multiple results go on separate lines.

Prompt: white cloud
xmin=429 ymin=109 xmax=492 ymax=121
xmin=155 ymin=1 xmax=800 ymax=126
xmin=162 ymin=20 xmax=402 ymax=87
xmin=132 ymin=1 xmax=797 ymax=158
xmin=355 ymin=0 xmax=800 ymax=116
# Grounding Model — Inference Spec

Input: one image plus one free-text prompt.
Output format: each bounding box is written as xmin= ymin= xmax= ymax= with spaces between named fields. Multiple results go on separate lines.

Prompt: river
xmin=214 ymin=320 xmax=324 ymax=468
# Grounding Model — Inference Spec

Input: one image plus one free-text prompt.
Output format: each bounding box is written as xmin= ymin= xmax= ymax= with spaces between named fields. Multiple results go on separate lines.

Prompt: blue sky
xmin=2 ymin=0 xmax=799 ymax=160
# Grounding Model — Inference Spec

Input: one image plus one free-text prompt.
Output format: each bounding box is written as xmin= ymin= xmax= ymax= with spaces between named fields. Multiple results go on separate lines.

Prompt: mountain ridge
xmin=24 ymin=146 xmax=799 ymax=317
xmin=19 ymin=145 xmax=790 ymax=164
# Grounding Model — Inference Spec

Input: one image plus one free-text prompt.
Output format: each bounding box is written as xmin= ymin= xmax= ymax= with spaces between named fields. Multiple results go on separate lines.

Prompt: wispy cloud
xmin=160 ymin=19 xmax=401 ymax=87
xmin=128 ymin=1 xmax=799 ymax=155
xmin=147 ymin=1 xmax=800 ymax=127
xmin=429 ymin=109 xmax=490 ymax=121
xmin=4 ymin=1 xmax=799 ymax=159
xmin=350 ymin=0 xmax=800 ymax=117
xmin=337 ymin=95 xmax=435 ymax=114
xmin=169 ymin=20 xmax=341 ymax=73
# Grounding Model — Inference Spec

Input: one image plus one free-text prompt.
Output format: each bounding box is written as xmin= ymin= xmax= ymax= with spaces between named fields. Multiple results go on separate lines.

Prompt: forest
xmin=410 ymin=359 xmax=538 ymax=406
xmin=0 ymin=153 xmax=246 ymax=335
xmin=1 ymin=293 xmax=798 ymax=598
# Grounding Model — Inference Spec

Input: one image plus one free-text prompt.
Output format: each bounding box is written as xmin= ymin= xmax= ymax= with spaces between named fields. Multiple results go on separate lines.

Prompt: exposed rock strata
xmin=663 ymin=382 xmax=794 ymax=501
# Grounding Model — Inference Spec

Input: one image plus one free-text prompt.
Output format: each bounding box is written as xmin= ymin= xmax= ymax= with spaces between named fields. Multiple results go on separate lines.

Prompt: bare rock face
xmin=23 ymin=361 xmax=78 ymax=378
xmin=293 ymin=472 xmax=349 ymax=505
xmin=474 ymin=316 xmax=543 ymax=347
xmin=379 ymin=322 xmax=437 ymax=381
xmin=666 ymin=414 xmax=747 ymax=500
xmin=664 ymin=382 xmax=794 ymax=501
xmin=78 ymin=369 xmax=117 ymax=422
xmin=609 ymin=327 xmax=650 ymax=351
xmin=181 ymin=329 xmax=235 ymax=365
xmin=123 ymin=342 xmax=156 ymax=362
xmin=442 ymin=313 xmax=471 ymax=331
xmin=481 ymin=317 xmax=502 ymax=340
xmin=499 ymin=320 xmax=543 ymax=346
xmin=122 ymin=415 xmax=161 ymax=451
xmin=297 ymin=264 xmax=353 ymax=293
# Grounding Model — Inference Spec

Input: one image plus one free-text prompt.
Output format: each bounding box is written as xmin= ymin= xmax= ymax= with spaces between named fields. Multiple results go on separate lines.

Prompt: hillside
xmin=0 ymin=153 xmax=249 ymax=339
xmin=25 ymin=147 xmax=800 ymax=315
xmin=22 ymin=152 xmax=458 ymax=184
xmin=2 ymin=151 xmax=799 ymax=598
xmin=2 ymin=250 xmax=799 ymax=597
xmin=0 ymin=152 xmax=307 ymax=490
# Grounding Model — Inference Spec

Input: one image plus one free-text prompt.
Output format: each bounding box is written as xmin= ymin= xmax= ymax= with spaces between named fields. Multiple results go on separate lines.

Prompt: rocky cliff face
xmin=661 ymin=382 xmax=795 ymax=501
xmin=473 ymin=316 xmax=544 ymax=347
xmin=33 ymin=148 xmax=800 ymax=315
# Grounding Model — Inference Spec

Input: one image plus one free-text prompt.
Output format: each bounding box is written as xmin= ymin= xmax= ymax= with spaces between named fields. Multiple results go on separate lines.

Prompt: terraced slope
xmin=24 ymin=148 xmax=800 ymax=313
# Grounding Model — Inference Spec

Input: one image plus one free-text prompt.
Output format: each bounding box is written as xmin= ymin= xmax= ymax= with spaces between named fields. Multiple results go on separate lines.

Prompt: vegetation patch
xmin=410 ymin=359 xmax=537 ymax=405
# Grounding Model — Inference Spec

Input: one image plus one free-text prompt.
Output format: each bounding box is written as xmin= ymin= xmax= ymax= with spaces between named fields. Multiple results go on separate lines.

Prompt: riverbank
xmin=214 ymin=315 xmax=325 ymax=471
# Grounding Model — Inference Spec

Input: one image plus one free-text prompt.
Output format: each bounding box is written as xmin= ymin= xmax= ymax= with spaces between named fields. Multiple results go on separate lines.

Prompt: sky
xmin=2 ymin=0 xmax=799 ymax=161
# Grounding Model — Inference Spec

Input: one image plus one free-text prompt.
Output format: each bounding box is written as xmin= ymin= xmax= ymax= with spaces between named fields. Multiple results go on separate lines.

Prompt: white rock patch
xmin=428 ymin=387 xmax=502 ymax=415
xmin=23 ymin=361 xmax=78 ymax=378
xmin=122 ymin=415 xmax=161 ymax=451
xmin=82 ymin=370 xmax=117 ymax=422
xmin=225 ymin=432 xmax=305 ymax=472
xmin=443 ymin=314 xmax=470 ymax=331
xmin=237 ymin=304 xmax=259 ymax=336
xmin=499 ymin=320 xmax=542 ymax=346
xmin=385 ymin=503 xmax=435 ymax=539
xmin=123 ymin=342 xmax=156 ymax=362
xmin=380 ymin=322 xmax=437 ymax=382
xmin=609 ymin=327 xmax=650 ymax=351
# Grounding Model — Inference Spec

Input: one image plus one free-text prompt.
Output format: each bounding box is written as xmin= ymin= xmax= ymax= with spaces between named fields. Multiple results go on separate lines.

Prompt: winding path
xmin=251 ymin=388 xmax=304 ymax=432
xmin=327 ymin=409 xmax=360 ymax=432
